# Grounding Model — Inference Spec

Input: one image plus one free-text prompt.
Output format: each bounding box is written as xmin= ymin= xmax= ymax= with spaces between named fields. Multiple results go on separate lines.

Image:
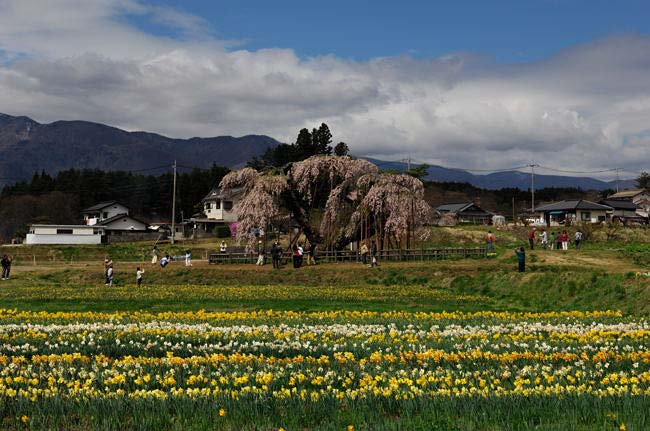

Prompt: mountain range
xmin=0 ymin=113 xmax=279 ymax=184
xmin=0 ymin=113 xmax=635 ymax=191
xmin=364 ymin=158 xmax=635 ymax=191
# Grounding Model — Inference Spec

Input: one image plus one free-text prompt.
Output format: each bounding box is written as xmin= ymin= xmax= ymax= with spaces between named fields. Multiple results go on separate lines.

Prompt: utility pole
xmin=512 ymin=197 xmax=516 ymax=225
xmin=171 ymin=160 xmax=177 ymax=244
xmin=528 ymin=163 xmax=539 ymax=215
xmin=615 ymin=168 xmax=621 ymax=193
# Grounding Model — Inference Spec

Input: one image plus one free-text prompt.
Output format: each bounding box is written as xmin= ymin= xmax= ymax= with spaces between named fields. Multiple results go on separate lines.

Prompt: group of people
xmin=1 ymin=254 xmax=12 ymax=280
xmin=360 ymin=242 xmax=379 ymax=267
xmin=527 ymin=228 xmax=583 ymax=251
xmin=254 ymin=240 xmax=317 ymax=269
xmin=151 ymin=245 xmax=192 ymax=267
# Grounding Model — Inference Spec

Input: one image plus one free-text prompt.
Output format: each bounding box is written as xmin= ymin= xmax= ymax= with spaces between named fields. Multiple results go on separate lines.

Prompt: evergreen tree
xmin=334 ymin=142 xmax=349 ymax=157
xmin=636 ymin=171 xmax=650 ymax=189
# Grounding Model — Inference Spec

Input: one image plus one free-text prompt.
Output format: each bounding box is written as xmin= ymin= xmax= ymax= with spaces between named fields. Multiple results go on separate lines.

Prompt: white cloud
xmin=0 ymin=0 xmax=648 ymax=177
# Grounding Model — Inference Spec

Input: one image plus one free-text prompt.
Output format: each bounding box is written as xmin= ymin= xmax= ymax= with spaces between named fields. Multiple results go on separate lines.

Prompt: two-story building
xmin=191 ymin=187 xmax=243 ymax=234
xmin=82 ymin=201 xmax=148 ymax=232
xmin=606 ymin=189 xmax=649 ymax=218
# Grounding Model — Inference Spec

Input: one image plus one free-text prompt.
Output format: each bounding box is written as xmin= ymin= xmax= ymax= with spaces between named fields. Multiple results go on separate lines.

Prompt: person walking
xmin=528 ymin=228 xmax=536 ymax=250
xmin=1 ymin=255 xmax=11 ymax=280
xmin=574 ymin=230 xmax=583 ymax=250
xmin=561 ymin=231 xmax=569 ymax=251
xmin=486 ymin=231 xmax=495 ymax=252
xmin=136 ymin=267 xmax=145 ymax=287
xmin=549 ymin=231 xmax=556 ymax=250
xmin=256 ymin=241 xmax=265 ymax=266
xmin=271 ymin=241 xmax=282 ymax=269
xmin=540 ymin=230 xmax=548 ymax=250
xmin=151 ymin=245 xmax=159 ymax=266
xmin=185 ymin=249 xmax=193 ymax=267
xmin=360 ymin=243 xmax=369 ymax=266
xmin=515 ymin=247 xmax=526 ymax=272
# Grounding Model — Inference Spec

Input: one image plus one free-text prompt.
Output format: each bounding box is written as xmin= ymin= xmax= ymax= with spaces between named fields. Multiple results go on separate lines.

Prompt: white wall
xmin=26 ymin=233 xmax=102 ymax=245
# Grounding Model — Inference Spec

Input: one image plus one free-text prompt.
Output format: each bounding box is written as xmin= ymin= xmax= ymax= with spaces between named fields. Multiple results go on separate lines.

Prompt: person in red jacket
xmin=528 ymin=228 xmax=536 ymax=250
xmin=560 ymin=231 xmax=569 ymax=251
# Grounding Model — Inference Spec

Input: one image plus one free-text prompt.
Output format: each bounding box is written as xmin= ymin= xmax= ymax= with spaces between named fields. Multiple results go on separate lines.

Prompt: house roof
xmin=82 ymin=201 xmax=124 ymax=212
xmin=600 ymin=199 xmax=640 ymax=210
xmin=535 ymin=200 xmax=613 ymax=212
xmin=97 ymin=213 xmax=148 ymax=228
xmin=202 ymin=187 xmax=244 ymax=202
xmin=608 ymin=189 xmax=646 ymax=199
xmin=436 ymin=203 xmax=474 ymax=213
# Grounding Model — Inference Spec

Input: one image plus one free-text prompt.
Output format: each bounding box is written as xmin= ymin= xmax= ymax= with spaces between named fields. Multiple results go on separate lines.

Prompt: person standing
xmin=549 ymin=231 xmax=556 ymax=250
xmin=540 ymin=230 xmax=548 ymax=250
xmin=1 ymin=255 xmax=11 ymax=280
xmin=561 ymin=231 xmax=569 ymax=251
xmin=528 ymin=228 xmax=536 ymax=250
xmin=220 ymin=241 xmax=228 ymax=254
xmin=307 ymin=242 xmax=317 ymax=265
xmin=106 ymin=265 xmax=114 ymax=287
xmin=256 ymin=241 xmax=265 ymax=266
xmin=555 ymin=232 xmax=562 ymax=251
xmin=360 ymin=243 xmax=369 ymax=265
xmin=515 ymin=247 xmax=526 ymax=272
xmin=292 ymin=245 xmax=300 ymax=269
xmin=297 ymin=243 xmax=304 ymax=267
xmin=271 ymin=242 xmax=282 ymax=269
xmin=574 ymin=230 xmax=583 ymax=250
xmin=151 ymin=245 xmax=159 ymax=266
xmin=185 ymin=249 xmax=193 ymax=267
xmin=136 ymin=267 xmax=145 ymax=287
xmin=370 ymin=242 xmax=378 ymax=267
xmin=104 ymin=256 xmax=113 ymax=285
xmin=486 ymin=231 xmax=495 ymax=252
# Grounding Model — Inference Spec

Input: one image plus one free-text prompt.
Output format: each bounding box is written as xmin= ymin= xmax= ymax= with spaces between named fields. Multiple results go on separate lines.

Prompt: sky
xmin=0 ymin=0 xmax=649 ymax=178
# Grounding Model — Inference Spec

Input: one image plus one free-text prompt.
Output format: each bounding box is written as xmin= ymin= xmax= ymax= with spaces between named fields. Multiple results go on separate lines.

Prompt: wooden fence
xmin=209 ymin=247 xmax=487 ymax=265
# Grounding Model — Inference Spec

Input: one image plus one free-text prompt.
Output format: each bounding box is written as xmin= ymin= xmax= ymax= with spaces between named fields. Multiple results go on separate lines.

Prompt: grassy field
xmin=0 ymin=228 xmax=648 ymax=430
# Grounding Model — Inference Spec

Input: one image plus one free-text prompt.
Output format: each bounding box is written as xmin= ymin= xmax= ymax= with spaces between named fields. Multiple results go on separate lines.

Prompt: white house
xmin=191 ymin=187 xmax=243 ymax=233
xmin=98 ymin=214 xmax=148 ymax=231
xmin=82 ymin=201 xmax=131 ymax=225
xmin=26 ymin=225 xmax=104 ymax=245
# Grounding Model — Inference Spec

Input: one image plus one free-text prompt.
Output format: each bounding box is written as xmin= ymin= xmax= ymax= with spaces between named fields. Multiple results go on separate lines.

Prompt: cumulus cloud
xmin=0 ymin=0 xmax=648 ymax=176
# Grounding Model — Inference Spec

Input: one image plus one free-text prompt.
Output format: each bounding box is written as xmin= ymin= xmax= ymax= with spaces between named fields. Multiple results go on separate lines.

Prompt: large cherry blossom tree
xmin=220 ymin=155 xmax=433 ymax=248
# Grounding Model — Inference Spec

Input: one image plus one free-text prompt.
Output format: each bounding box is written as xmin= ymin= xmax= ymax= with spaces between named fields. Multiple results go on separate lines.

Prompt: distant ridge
xmin=0 ymin=113 xmax=280 ymax=183
xmin=364 ymin=158 xmax=634 ymax=191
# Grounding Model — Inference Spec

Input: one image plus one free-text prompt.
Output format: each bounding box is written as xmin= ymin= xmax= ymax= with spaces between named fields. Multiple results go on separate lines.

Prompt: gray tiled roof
xmin=535 ymin=200 xmax=613 ymax=212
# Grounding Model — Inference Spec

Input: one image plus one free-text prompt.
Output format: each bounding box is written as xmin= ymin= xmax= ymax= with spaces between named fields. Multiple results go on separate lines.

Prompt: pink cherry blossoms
xmin=221 ymin=156 xmax=433 ymax=248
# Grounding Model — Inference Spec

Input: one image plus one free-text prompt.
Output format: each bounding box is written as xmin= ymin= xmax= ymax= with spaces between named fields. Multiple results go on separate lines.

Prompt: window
xmin=581 ymin=212 xmax=591 ymax=221
xmin=93 ymin=229 xmax=102 ymax=235
xmin=224 ymin=201 xmax=233 ymax=210
xmin=102 ymin=212 xmax=108 ymax=219
xmin=204 ymin=202 xmax=211 ymax=210
xmin=215 ymin=201 xmax=221 ymax=209
xmin=57 ymin=229 xmax=73 ymax=235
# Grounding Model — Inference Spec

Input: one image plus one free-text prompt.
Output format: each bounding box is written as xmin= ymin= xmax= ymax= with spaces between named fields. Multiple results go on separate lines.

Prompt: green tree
xmin=636 ymin=171 xmax=650 ymax=189
xmin=334 ymin=142 xmax=349 ymax=157
xmin=312 ymin=123 xmax=333 ymax=156
xmin=406 ymin=164 xmax=429 ymax=181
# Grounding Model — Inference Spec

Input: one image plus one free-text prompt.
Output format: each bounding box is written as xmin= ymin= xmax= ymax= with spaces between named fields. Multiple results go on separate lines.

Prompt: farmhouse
xmin=599 ymin=199 xmax=643 ymax=223
xmin=191 ymin=187 xmax=243 ymax=234
xmin=535 ymin=200 xmax=612 ymax=226
xmin=435 ymin=202 xmax=492 ymax=224
xmin=606 ymin=189 xmax=650 ymax=218
xmin=26 ymin=225 xmax=104 ymax=245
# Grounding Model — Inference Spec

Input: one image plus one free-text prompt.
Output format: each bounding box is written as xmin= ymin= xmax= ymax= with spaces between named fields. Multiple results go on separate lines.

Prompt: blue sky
xmin=146 ymin=0 xmax=650 ymax=62
xmin=0 ymin=0 xmax=648 ymax=175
